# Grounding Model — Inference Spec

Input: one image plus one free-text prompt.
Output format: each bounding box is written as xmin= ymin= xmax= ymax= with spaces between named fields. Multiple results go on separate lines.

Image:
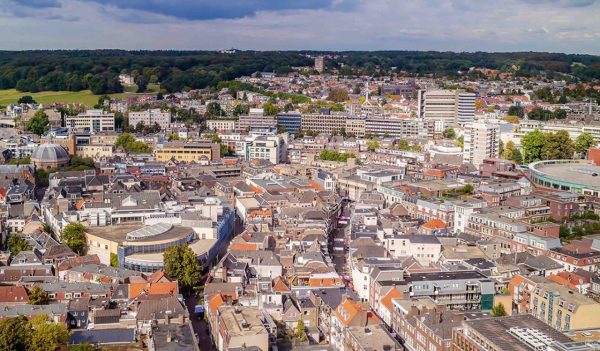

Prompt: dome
xmin=31 ymin=143 xmax=70 ymax=163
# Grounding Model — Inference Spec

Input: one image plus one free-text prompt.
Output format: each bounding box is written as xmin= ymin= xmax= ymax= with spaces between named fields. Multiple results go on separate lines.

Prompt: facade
xmin=276 ymin=113 xmax=302 ymax=133
xmin=420 ymin=90 xmax=457 ymax=131
xmin=128 ymin=109 xmax=171 ymax=130
xmin=206 ymin=119 xmax=237 ymax=132
xmin=75 ymin=144 xmax=114 ymax=160
xmin=65 ymin=109 xmax=115 ymax=132
xmin=314 ymin=56 xmax=325 ymax=73
xmin=154 ymin=142 xmax=220 ymax=162
xmin=246 ymin=135 xmax=286 ymax=164
xmin=463 ymin=122 xmax=500 ymax=167
xmin=457 ymin=92 xmax=476 ymax=125
xmin=364 ymin=117 xmax=427 ymax=139
xmin=301 ymin=113 xmax=347 ymax=134
xmin=237 ymin=114 xmax=276 ymax=132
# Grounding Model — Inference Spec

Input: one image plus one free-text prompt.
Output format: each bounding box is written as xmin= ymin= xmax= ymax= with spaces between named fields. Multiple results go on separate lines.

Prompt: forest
xmin=1 ymin=50 xmax=599 ymax=95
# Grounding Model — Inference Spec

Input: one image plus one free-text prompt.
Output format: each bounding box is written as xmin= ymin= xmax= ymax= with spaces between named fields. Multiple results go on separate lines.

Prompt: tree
xmin=163 ymin=244 xmax=202 ymax=293
xmin=61 ymin=223 xmax=87 ymax=255
xmin=115 ymin=133 xmax=152 ymax=153
xmin=7 ymin=235 xmax=32 ymax=255
xmin=367 ymin=140 xmax=379 ymax=152
xmin=27 ymin=314 xmax=70 ymax=351
xmin=397 ymin=140 xmax=410 ymax=150
xmin=504 ymin=115 xmax=520 ymax=124
xmin=0 ymin=315 xmax=30 ymax=351
xmin=491 ymin=302 xmax=507 ymax=317
xmin=327 ymin=89 xmax=349 ymax=102
xmin=575 ymin=132 xmax=597 ymax=155
xmin=263 ymin=102 xmax=280 ymax=116
xmin=70 ymin=343 xmax=97 ymax=351
xmin=542 ymin=130 xmax=574 ymax=160
xmin=295 ymin=320 xmax=307 ymax=342
xmin=25 ymin=110 xmax=50 ymax=136
xmin=522 ymin=130 xmax=546 ymax=163
xmin=28 ymin=286 xmax=49 ymax=305
xmin=18 ymin=95 xmax=36 ymax=104
xmin=110 ymin=253 xmax=119 ymax=268
xmin=443 ymin=128 xmax=456 ymax=139
xmin=455 ymin=136 xmax=464 ymax=149
xmin=511 ymin=148 xmax=523 ymax=164
xmin=507 ymin=105 xmax=524 ymax=118
xmin=204 ymin=102 xmax=223 ymax=118
xmin=232 ymin=103 xmax=250 ymax=117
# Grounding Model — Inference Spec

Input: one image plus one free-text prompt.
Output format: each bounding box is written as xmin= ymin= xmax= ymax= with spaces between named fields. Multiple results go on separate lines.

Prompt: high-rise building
xmin=418 ymin=90 xmax=476 ymax=130
xmin=457 ymin=92 xmax=476 ymax=125
xmin=463 ymin=122 xmax=500 ymax=167
xmin=314 ymin=56 xmax=325 ymax=73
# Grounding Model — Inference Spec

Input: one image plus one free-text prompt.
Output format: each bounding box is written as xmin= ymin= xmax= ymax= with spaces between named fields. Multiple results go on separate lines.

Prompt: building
xmin=301 ymin=113 xmax=348 ymax=134
xmin=314 ymin=56 xmax=325 ymax=73
xmin=529 ymin=282 xmax=600 ymax=331
xmin=65 ymin=109 xmax=115 ymax=132
xmin=463 ymin=122 xmax=500 ymax=167
xmin=207 ymin=119 xmax=237 ymax=132
xmin=364 ymin=117 xmax=427 ymax=139
xmin=246 ymin=135 xmax=286 ymax=164
xmin=237 ymin=112 xmax=276 ymax=132
xmin=154 ymin=142 xmax=220 ymax=162
xmin=457 ymin=92 xmax=476 ymax=125
xmin=529 ymin=160 xmax=600 ymax=197
xmin=128 ymin=109 xmax=171 ymax=130
xmin=215 ymin=306 xmax=270 ymax=351
xmin=452 ymin=315 xmax=577 ymax=351
xmin=30 ymin=143 xmax=70 ymax=170
xmin=74 ymin=144 xmax=114 ymax=160
xmin=276 ymin=113 xmax=302 ymax=134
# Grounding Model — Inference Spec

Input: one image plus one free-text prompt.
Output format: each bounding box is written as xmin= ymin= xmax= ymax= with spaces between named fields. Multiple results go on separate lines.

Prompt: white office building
xmin=65 ymin=109 xmax=115 ymax=132
xmin=128 ymin=109 xmax=171 ymax=130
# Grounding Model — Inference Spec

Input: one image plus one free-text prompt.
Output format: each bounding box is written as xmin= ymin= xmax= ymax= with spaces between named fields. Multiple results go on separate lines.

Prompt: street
xmin=184 ymin=294 xmax=213 ymax=351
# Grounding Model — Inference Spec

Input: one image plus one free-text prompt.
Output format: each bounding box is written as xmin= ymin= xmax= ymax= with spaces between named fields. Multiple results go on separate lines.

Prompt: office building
xmin=418 ymin=90 xmax=475 ymax=130
xmin=65 ymin=109 xmax=115 ymax=132
xmin=246 ymin=135 xmax=287 ymax=164
xmin=154 ymin=142 xmax=220 ymax=162
xmin=463 ymin=122 xmax=500 ymax=167
xmin=128 ymin=109 xmax=171 ymax=130
xmin=237 ymin=112 xmax=276 ymax=132
xmin=364 ymin=117 xmax=427 ymax=139
xmin=301 ymin=113 xmax=347 ymax=134
xmin=276 ymin=112 xmax=302 ymax=133
xmin=206 ymin=119 xmax=237 ymax=132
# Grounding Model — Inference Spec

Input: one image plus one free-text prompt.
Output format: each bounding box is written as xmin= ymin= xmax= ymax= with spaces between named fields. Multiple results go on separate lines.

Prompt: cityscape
xmin=1 ymin=1 xmax=600 ymax=351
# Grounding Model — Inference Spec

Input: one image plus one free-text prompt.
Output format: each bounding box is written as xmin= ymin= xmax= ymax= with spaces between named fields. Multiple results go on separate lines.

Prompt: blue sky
xmin=1 ymin=0 xmax=600 ymax=53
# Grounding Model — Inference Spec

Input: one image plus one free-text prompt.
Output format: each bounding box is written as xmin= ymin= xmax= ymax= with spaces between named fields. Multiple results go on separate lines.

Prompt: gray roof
xmin=0 ymin=303 xmax=67 ymax=317
xmin=71 ymin=328 xmax=136 ymax=345
xmin=31 ymin=143 xmax=69 ymax=163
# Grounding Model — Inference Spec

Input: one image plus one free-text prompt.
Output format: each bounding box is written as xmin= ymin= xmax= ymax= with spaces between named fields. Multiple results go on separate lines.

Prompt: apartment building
xmin=65 ymin=109 xmax=115 ymax=132
xmin=301 ymin=113 xmax=348 ymax=134
xmin=530 ymin=282 xmax=600 ymax=331
xmin=206 ymin=119 xmax=237 ymax=132
xmin=246 ymin=135 xmax=286 ymax=164
xmin=128 ymin=109 xmax=171 ymax=130
xmin=154 ymin=142 xmax=220 ymax=162
xmin=463 ymin=122 xmax=500 ymax=167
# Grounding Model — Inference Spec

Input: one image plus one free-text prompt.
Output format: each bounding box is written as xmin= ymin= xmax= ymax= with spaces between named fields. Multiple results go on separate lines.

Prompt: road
xmin=184 ymin=293 xmax=213 ymax=351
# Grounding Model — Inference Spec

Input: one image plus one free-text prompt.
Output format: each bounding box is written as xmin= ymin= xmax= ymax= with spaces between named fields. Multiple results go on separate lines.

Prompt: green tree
xmin=295 ymin=320 xmax=307 ymax=342
xmin=61 ymin=223 xmax=87 ymax=255
xmin=28 ymin=286 xmax=49 ymax=305
xmin=28 ymin=314 xmax=70 ymax=351
xmin=204 ymin=102 xmax=223 ymax=118
xmin=18 ymin=95 xmax=36 ymax=104
xmin=163 ymin=244 xmax=202 ymax=293
xmin=367 ymin=140 xmax=379 ymax=152
xmin=542 ymin=130 xmax=574 ymax=160
xmin=574 ymin=132 xmax=597 ymax=155
xmin=232 ymin=104 xmax=250 ymax=117
xmin=443 ymin=128 xmax=456 ymax=139
xmin=491 ymin=302 xmax=507 ymax=317
xmin=0 ymin=315 xmax=30 ymax=351
xmin=397 ymin=140 xmax=410 ymax=150
xmin=511 ymin=148 xmax=523 ymax=164
xmin=263 ymin=102 xmax=280 ymax=116
xmin=507 ymin=105 xmax=524 ymax=118
xmin=522 ymin=130 xmax=546 ymax=163
xmin=7 ymin=235 xmax=32 ymax=255
xmin=70 ymin=343 xmax=97 ymax=351
xmin=110 ymin=253 xmax=119 ymax=268
xmin=115 ymin=133 xmax=152 ymax=153
xmin=25 ymin=110 xmax=50 ymax=136
xmin=455 ymin=136 xmax=465 ymax=149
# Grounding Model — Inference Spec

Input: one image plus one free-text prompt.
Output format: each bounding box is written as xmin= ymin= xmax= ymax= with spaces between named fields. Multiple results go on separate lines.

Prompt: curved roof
xmin=30 ymin=143 xmax=70 ymax=163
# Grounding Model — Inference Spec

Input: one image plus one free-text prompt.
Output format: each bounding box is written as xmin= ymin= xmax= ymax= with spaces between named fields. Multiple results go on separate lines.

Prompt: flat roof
xmin=530 ymin=160 xmax=600 ymax=190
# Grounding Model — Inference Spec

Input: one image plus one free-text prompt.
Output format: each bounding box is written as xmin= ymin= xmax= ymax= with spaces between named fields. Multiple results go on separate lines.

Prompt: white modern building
xmin=418 ymin=90 xmax=476 ymax=130
xmin=128 ymin=109 xmax=171 ymax=130
xmin=463 ymin=122 xmax=500 ymax=167
xmin=65 ymin=109 xmax=115 ymax=132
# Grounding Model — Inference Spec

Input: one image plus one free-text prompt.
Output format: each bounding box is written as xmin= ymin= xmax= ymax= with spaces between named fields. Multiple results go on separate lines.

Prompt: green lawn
xmin=0 ymin=89 xmax=149 ymax=107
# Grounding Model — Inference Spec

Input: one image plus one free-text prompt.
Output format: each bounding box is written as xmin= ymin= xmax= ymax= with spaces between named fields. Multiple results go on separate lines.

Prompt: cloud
xmin=81 ymin=0 xmax=352 ymax=21
xmin=9 ymin=0 xmax=61 ymax=7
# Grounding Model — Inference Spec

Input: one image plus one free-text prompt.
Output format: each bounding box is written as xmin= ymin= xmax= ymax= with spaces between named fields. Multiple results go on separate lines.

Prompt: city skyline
xmin=1 ymin=0 xmax=600 ymax=53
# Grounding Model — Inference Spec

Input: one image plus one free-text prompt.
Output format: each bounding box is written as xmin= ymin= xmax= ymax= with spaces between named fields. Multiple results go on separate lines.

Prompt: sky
xmin=1 ymin=0 xmax=600 ymax=53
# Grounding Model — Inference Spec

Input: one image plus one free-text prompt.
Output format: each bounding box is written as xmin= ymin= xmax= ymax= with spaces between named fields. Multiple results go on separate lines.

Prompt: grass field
xmin=0 ymin=89 xmax=149 ymax=106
